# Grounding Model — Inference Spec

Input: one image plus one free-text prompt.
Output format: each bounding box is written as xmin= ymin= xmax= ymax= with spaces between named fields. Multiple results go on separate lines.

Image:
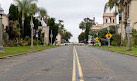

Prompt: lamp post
xmin=36 ymin=30 xmax=39 ymax=48
xmin=0 ymin=5 xmax=5 ymax=54
xmin=30 ymin=21 xmax=34 ymax=49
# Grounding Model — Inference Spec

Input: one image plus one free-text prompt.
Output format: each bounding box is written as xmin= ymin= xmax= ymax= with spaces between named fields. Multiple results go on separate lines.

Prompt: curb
xmin=90 ymin=46 xmax=137 ymax=57
xmin=0 ymin=47 xmax=56 ymax=59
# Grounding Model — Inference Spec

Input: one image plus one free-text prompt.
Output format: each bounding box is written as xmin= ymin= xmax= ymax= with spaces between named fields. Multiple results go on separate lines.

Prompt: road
xmin=0 ymin=46 xmax=137 ymax=81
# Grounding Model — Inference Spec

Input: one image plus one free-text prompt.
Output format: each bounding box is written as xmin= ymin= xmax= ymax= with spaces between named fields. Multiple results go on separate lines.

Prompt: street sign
xmin=50 ymin=34 xmax=53 ymax=38
xmin=105 ymin=32 xmax=112 ymax=39
xmin=126 ymin=26 xmax=132 ymax=33
xmin=127 ymin=18 xmax=131 ymax=24
xmin=96 ymin=37 xmax=99 ymax=41
xmin=36 ymin=34 xmax=38 ymax=38
xmin=107 ymin=27 xmax=110 ymax=31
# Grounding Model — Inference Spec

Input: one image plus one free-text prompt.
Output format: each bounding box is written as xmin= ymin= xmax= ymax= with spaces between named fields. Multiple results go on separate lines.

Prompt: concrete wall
xmin=129 ymin=0 xmax=137 ymax=30
xmin=56 ymin=33 xmax=61 ymax=41
xmin=2 ymin=14 xmax=8 ymax=29
xmin=38 ymin=26 xmax=49 ymax=45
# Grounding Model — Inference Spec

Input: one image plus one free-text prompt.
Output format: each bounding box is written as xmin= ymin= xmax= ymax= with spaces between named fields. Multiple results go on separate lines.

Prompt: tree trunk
xmin=30 ymin=15 xmax=34 ymax=49
xmin=22 ymin=10 xmax=25 ymax=39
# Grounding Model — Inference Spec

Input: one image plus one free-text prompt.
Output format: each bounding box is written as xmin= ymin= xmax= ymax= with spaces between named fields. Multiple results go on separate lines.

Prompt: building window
xmin=113 ymin=19 xmax=115 ymax=23
xmin=106 ymin=19 xmax=107 ymax=23
xmin=110 ymin=18 xmax=111 ymax=23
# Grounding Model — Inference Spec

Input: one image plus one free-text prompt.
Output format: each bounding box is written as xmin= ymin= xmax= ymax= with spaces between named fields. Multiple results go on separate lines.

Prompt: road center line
xmin=72 ymin=46 xmax=84 ymax=81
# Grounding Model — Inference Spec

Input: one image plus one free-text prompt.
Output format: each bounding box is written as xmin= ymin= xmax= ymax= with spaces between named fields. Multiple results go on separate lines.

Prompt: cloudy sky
xmin=0 ymin=0 xmax=108 ymax=42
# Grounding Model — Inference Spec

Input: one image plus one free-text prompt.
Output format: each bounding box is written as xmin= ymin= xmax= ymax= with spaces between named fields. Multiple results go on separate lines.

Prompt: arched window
xmin=113 ymin=19 xmax=115 ymax=23
xmin=106 ymin=19 xmax=107 ymax=23
xmin=110 ymin=18 xmax=111 ymax=23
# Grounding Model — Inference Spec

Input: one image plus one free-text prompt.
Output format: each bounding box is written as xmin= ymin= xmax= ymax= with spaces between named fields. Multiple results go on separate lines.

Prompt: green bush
xmin=111 ymin=34 xmax=121 ymax=46
xmin=9 ymin=40 xmax=18 ymax=47
xmin=3 ymin=32 xmax=9 ymax=41
xmin=33 ymin=39 xmax=37 ymax=45
xmin=24 ymin=36 xmax=31 ymax=45
xmin=24 ymin=36 xmax=31 ymax=41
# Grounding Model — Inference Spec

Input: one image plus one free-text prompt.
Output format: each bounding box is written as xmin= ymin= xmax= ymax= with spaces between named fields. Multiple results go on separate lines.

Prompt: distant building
xmin=103 ymin=13 xmax=116 ymax=28
xmin=91 ymin=13 xmax=116 ymax=31
xmin=91 ymin=24 xmax=103 ymax=31
xmin=2 ymin=14 xmax=9 ymax=29
xmin=56 ymin=33 xmax=62 ymax=42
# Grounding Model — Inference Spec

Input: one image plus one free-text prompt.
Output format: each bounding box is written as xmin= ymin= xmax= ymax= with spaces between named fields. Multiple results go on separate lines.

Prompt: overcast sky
xmin=0 ymin=0 xmax=108 ymax=42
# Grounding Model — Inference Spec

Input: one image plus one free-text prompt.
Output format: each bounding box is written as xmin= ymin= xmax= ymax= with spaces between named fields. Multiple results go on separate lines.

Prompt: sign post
xmin=126 ymin=18 xmax=132 ymax=51
xmin=106 ymin=27 xmax=112 ymax=48
xmin=50 ymin=30 xmax=53 ymax=45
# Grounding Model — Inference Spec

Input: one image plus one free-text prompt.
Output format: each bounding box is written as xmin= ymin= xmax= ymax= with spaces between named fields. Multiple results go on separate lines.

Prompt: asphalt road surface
xmin=0 ymin=46 xmax=137 ymax=81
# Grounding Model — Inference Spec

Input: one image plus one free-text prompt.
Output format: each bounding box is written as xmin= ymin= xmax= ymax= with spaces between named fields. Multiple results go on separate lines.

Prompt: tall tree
xmin=29 ymin=3 xmax=38 ymax=26
xmin=79 ymin=18 xmax=95 ymax=43
xmin=78 ymin=32 xmax=85 ymax=43
xmin=14 ymin=0 xmax=37 ymax=38
xmin=47 ymin=18 xmax=59 ymax=43
xmin=9 ymin=4 xmax=19 ymax=21
xmin=79 ymin=21 xmax=86 ymax=31
xmin=5 ymin=20 xmax=21 ymax=40
xmin=39 ymin=8 xmax=48 ymax=24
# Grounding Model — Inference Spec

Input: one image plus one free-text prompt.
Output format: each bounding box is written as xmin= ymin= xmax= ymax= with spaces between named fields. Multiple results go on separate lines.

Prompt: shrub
xmin=3 ymin=32 xmax=9 ymax=41
xmin=33 ymin=39 xmax=37 ymax=45
xmin=24 ymin=36 xmax=31 ymax=41
xmin=24 ymin=36 xmax=31 ymax=46
xmin=9 ymin=40 xmax=18 ymax=47
xmin=111 ymin=34 xmax=121 ymax=46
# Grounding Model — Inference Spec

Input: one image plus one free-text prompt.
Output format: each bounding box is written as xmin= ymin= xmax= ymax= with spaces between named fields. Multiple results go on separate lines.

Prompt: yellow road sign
xmin=106 ymin=32 xmax=112 ymax=39
xmin=96 ymin=37 xmax=99 ymax=41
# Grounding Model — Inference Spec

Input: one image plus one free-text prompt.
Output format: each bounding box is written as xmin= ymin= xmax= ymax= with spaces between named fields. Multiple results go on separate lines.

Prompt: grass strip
xmin=93 ymin=46 xmax=137 ymax=55
xmin=0 ymin=45 xmax=55 ymax=57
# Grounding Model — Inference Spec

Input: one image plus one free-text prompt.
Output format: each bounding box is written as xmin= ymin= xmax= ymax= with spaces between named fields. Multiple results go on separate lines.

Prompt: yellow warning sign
xmin=96 ymin=37 xmax=99 ymax=41
xmin=105 ymin=32 xmax=112 ymax=39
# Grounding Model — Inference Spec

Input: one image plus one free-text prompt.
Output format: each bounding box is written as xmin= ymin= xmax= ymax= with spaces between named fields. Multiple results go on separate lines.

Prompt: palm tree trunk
xmin=22 ymin=10 xmax=25 ymax=39
xmin=30 ymin=15 xmax=34 ymax=49
xmin=115 ymin=5 xmax=118 ymax=33
xmin=124 ymin=2 xmax=128 ymax=38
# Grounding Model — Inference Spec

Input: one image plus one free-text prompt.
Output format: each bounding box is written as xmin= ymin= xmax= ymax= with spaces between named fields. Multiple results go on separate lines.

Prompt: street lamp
xmin=30 ymin=21 xmax=34 ymax=49
xmin=0 ymin=5 xmax=5 ymax=54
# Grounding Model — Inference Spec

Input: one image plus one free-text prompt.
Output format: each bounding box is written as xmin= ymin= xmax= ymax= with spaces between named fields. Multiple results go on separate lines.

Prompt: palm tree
xmin=29 ymin=3 xmax=38 ymax=24
xmin=14 ymin=0 xmax=37 ymax=38
xmin=39 ymin=8 xmax=48 ymax=24
xmin=28 ymin=3 xmax=38 ymax=49
xmin=104 ymin=0 xmax=119 ymax=33
xmin=104 ymin=0 xmax=132 ymax=37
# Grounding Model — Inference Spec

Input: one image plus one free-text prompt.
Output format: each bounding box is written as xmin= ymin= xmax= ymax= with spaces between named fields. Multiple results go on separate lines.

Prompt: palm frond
xmin=104 ymin=2 xmax=109 ymax=13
